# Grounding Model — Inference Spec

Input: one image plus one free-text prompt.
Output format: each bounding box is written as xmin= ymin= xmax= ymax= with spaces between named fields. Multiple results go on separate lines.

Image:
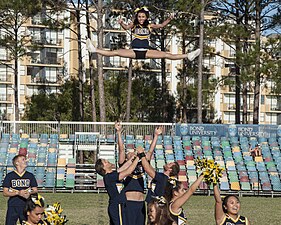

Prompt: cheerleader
xmin=164 ymin=175 xmax=204 ymax=225
xmin=213 ymin=184 xmax=250 ymax=225
xmin=147 ymin=197 xmax=173 ymax=225
xmin=22 ymin=193 xmax=46 ymax=225
xmin=86 ymin=7 xmax=200 ymax=60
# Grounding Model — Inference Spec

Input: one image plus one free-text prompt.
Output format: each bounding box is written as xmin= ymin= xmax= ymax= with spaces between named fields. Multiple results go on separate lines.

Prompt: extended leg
xmin=146 ymin=49 xmax=201 ymax=61
xmin=86 ymin=39 xmax=135 ymax=58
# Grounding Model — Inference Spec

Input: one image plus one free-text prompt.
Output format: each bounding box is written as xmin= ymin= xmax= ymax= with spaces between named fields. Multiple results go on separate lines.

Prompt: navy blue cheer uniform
xmin=123 ymin=161 xmax=146 ymax=225
xmin=169 ymin=201 xmax=187 ymax=225
xmin=145 ymin=172 xmax=169 ymax=203
xmin=104 ymin=171 xmax=127 ymax=225
xmin=220 ymin=214 xmax=249 ymax=225
xmin=3 ymin=170 xmax=38 ymax=225
xmin=131 ymin=24 xmax=151 ymax=59
xmin=22 ymin=220 xmax=47 ymax=225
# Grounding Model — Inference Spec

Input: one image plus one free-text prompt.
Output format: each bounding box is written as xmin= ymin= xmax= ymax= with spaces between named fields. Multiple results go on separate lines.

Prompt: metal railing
xmin=0 ymin=121 xmax=175 ymax=137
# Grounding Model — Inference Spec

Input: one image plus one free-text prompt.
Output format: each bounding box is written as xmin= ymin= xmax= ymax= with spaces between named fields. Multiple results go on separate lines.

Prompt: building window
xmin=260 ymin=112 xmax=265 ymax=122
xmin=224 ymin=112 xmax=235 ymax=123
xmin=261 ymin=95 xmax=265 ymax=104
xmin=266 ymin=113 xmax=277 ymax=124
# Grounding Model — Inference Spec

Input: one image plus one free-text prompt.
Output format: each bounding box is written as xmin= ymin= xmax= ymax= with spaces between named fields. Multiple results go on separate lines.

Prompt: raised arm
xmin=171 ymin=174 xmax=204 ymax=212
xmin=115 ymin=121 xmax=126 ymax=165
xmin=213 ymin=184 xmax=225 ymax=225
xmin=150 ymin=14 xmax=173 ymax=29
xmin=137 ymin=146 xmax=156 ymax=179
xmin=117 ymin=154 xmax=135 ymax=173
xmin=118 ymin=156 xmax=139 ymax=180
xmin=146 ymin=126 xmax=163 ymax=161
xmin=118 ymin=18 xmax=134 ymax=30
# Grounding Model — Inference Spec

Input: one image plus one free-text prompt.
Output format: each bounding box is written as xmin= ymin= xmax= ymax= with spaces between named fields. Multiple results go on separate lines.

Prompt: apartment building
xmin=0 ymin=8 xmax=280 ymax=124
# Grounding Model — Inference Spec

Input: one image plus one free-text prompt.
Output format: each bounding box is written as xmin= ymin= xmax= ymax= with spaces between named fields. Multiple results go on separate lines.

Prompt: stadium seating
xmin=1 ymin=129 xmax=281 ymax=195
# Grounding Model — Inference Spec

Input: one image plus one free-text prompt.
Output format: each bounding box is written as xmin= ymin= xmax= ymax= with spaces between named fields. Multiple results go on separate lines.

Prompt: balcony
xmin=0 ymin=75 xmax=12 ymax=83
xmin=265 ymin=105 xmax=281 ymax=112
xmin=29 ymin=57 xmax=63 ymax=66
xmin=31 ymin=37 xmax=63 ymax=47
xmin=0 ymin=94 xmax=12 ymax=103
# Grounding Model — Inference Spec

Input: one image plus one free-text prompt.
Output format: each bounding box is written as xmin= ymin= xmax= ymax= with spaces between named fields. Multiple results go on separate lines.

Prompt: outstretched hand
xmin=136 ymin=146 xmax=145 ymax=154
xmin=169 ymin=12 xmax=175 ymax=20
xmin=154 ymin=126 xmax=163 ymax=136
xmin=115 ymin=121 xmax=122 ymax=133
xmin=118 ymin=18 xmax=124 ymax=24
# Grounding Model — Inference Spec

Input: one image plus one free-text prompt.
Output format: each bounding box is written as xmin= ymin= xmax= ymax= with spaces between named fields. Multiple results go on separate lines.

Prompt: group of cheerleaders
xmin=95 ymin=122 xmax=250 ymax=225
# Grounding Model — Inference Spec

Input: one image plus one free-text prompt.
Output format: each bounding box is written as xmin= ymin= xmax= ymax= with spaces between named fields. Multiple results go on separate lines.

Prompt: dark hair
xmin=222 ymin=195 xmax=240 ymax=213
xmin=12 ymin=154 xmax=26 ymax=167
xmin=169 ymin=162 xmax=180 ymax=177
xmin=95 ymin=159 xmax=106 ymax=176
xmin=133 ymin=9 xmax=149 ymax=26
xmin=24 ymin=193 xmax=45 ymax=218
xmin=147 ymin=197 xmax=173 ymax=225
xmin=164 ymin=179 xmax=182 ymax=203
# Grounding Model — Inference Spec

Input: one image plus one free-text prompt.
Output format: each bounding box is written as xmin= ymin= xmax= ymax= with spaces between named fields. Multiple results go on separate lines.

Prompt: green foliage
xmin=0 ymin=0 xmax=42 ymax=59
xmin=23 ymin=73 xmax=176 ymax=122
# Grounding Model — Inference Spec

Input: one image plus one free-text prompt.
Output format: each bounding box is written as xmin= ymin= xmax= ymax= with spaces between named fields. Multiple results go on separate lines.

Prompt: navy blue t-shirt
xmin=146 ymin=172 xmax=169 ymax=203
xmin=3 ymin=170 xmax=38 ymax=207
xmin=104 ymin=171 xmax=126 ymax=204
xmin=123 ymin=161 xmax=144 ymax=193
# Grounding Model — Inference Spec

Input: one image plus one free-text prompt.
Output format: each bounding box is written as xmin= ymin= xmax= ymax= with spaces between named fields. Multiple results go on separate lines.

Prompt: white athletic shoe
xmin=187 ymin=49 xmax=201 ymax=61
xmin=86 ymin=38 xmax=96 ymax=53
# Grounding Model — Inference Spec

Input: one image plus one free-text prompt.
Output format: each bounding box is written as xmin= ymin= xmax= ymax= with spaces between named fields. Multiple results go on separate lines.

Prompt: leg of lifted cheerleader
xmin=146 ymin=49 xmax=201 ymax=61
xmin=87 ymin=39 xmax=136 ymax=58
xmin=87 ymin=38 xmax=200 ymax=61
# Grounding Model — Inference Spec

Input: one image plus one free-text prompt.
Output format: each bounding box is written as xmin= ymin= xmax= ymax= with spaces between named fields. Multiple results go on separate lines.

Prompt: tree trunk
xmin=86 ymin=0 xmax=97 ymax=126
xmin=75 ymin=6 xmax=84 ymax=121
xmin=253 ymin=0 xmax=261 ymax=124
xmin=242 ymin=1 xmax=249 ymax=124
xmin=14 ymin=15 xmax=19 ymax=123
xmin=126 ymin=59 xmax=133 ymax=122
xmin=161 ymin=27 xmax=167 ymax=122
xmin=235 ymin=0 xmax=241 ymax=124
xmin=74 ymin=1 xmax=84 ymax=164
xmin=97 ymin=0 xmax=105 ymax=122
xmin=182 ymin=35 xmax=187 ymax=123
xmin=242 ymin=86 xmax=248 ymax=123
xmin=235 ymin=63 xmax=241 ymax=124
xmin=14 ymin=53 xmax=19 ymax=122
xmin=161 ymin=59 xmax=166 ymax=122
xmin=197 ymin=0 xmax=204 ymax=124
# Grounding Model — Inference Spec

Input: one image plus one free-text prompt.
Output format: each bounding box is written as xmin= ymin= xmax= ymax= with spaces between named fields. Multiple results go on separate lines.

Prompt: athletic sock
xmin=86 ymin=38 xmax=96 ymax=53
xmin=187 ymin=49 xmax=201 ymax=61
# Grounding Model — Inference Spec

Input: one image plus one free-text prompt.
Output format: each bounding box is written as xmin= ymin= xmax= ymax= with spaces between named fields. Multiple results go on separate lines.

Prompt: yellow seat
xmin=57 ymin=158 xmax=66 ymax=166
xmin=21 ymin=133 xmax=29 ymax=138
xmin=255 ymin=156 xmax=263 ymax=162
xmin=179 ymin=175 xmax=187 ymax=182
xmin=230 ymin=182 xmax=240 ymax=190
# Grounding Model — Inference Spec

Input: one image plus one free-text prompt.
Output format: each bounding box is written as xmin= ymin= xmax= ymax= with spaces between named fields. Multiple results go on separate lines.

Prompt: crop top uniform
xmin=219 ymin=214 xmax=249 ymax=225
xmin=169 ymin=201 xmax=187 ymax=225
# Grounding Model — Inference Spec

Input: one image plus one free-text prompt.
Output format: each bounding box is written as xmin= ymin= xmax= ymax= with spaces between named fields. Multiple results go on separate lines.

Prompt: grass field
xmin=1 ymin=193 xmax=280 ymax=225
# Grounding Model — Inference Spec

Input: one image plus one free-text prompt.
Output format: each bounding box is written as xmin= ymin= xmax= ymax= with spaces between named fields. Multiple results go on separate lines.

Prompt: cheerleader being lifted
xmin=86 ymin=6 xmax=201 ymax=61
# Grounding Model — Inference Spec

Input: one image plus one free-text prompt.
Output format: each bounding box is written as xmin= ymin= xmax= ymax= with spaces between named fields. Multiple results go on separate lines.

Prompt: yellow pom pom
xmin=195 ymin=157 xmax=224 ymax=185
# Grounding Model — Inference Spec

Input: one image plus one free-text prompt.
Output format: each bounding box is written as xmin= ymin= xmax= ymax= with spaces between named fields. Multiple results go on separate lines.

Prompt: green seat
xmin=56 ymin=179 xmax=64 ymax=187
xmin=182 ymin=140 xmax=191 ymax=146
xmin=65 ymin=179 xmax=75 ymax=188
xmin=224 ymin=151 xmax=232 ymax=157
xmin=241 ymin=182 xmax=251 ymax=190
